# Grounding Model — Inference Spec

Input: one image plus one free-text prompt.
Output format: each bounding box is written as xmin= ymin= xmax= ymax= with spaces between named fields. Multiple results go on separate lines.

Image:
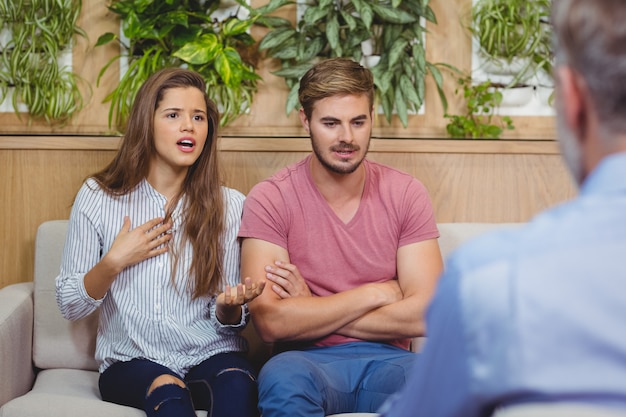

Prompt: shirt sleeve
xmin=209 ymin=187 xmax=248 ymax=332
xmin=379 ymin=255 xmax=490 ymax=417
xmin=238 ymin=180 xmax=290 ymax=249
xmin=398 ymin=178 xmax=439 ymax=247
xmin=221 ymin=186 xmax=245 ymax=289
xmin=55 ymin=180 xmax=105 ymax=321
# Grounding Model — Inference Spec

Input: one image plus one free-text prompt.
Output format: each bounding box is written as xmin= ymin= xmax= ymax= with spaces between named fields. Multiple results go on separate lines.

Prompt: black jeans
xmin=99 ymin=353 xmax=259 ymax=417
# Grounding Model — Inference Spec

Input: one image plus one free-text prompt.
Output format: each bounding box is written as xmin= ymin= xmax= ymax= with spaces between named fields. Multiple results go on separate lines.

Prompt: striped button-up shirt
xmin=56 ymin=178 xmax=248 ymax=375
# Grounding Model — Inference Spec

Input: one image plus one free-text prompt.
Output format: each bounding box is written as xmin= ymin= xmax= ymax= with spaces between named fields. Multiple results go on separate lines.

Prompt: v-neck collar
xmin=304 ymin=155 xmax=369 ymax=227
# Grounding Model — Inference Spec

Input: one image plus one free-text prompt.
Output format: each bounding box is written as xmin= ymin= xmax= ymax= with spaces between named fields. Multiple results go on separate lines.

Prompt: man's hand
xmin=216 ymin=277 xmax=266 ymax=324
xmin=265 ymin=260 xmax=312 ymax=298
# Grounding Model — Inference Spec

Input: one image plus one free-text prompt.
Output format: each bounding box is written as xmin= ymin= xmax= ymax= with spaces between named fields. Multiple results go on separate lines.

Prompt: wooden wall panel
xmin=0 ymin=150 xmax=117 ymax=289
xmin=0 ymin=137 xmax=577 ymax=290
xmin=367 ymin=153 xmax=576 ymax=222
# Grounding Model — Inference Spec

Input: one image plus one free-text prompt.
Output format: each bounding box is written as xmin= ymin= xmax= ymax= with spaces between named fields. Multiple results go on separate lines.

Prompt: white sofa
xmin=0 ymin=220 xmax=513 ymax=417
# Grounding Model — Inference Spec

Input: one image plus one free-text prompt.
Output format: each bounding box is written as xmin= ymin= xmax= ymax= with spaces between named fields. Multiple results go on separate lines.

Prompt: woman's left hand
xmin=215 ymin=277 xmax=265 ymax=324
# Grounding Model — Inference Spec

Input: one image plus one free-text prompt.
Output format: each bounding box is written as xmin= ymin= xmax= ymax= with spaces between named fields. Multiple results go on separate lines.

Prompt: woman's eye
xmin=167 ymin=112 xmax=178 ymax=118
xmin=194 ymin=114 xmax=205 ymax=121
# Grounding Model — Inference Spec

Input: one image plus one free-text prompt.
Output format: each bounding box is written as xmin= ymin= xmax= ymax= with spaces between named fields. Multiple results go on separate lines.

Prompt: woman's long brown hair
xmin=91 ymin=67 xmax=225 ymax=298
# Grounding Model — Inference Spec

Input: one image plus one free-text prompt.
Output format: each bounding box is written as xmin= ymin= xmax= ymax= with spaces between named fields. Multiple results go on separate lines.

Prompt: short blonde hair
xmin=298 ymin=58 xmax=374 ymax=120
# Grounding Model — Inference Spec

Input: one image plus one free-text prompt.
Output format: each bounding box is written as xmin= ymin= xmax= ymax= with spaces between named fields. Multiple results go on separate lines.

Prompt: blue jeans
xmin=258 ymin=342 xmax=417 ymax=417
xmin=99 ymin=353 xmax=259 ymax=417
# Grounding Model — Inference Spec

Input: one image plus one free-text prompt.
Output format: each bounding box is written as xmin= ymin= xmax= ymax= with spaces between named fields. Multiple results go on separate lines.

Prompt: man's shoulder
xmin=248 ymin=156 xmax=310 ymax=196
xmin=366 ymin=159 xmax=417 ymax=181
xmin=364 ymin=159 xmax=427 ymax=196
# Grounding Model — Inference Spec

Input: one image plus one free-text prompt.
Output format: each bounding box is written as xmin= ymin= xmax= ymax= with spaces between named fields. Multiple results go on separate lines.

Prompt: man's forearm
xmin=250 ymin=282 xmax=399 ymax=343
xmin=335 ymin=295 xmax=427 ymax=341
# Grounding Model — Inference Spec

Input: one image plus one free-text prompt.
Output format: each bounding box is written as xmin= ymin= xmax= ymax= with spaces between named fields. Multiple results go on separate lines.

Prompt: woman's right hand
xmin=105 ymin=216 xmax=173 ymax=273
xmin=84 ymin=216 xmax=172 ymax=300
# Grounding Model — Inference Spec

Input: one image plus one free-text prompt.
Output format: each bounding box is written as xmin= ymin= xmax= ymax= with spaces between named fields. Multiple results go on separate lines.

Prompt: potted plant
xmin=96 ymin=0 xmax=289 ymax=130
xmin=253 ymin=0 xmax=449 ymax=128
xmin=0 ymin=0 xmax=86 ymax=124
xmin=445 ymin=76 xmax=514 ymax=139
xmin=471 ymin=0 xmax=552 ymax=85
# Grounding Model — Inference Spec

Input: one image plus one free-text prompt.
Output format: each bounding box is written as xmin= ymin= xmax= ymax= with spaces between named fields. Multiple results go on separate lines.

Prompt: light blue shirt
xmin=56 ymin=178 xmax=248 ymax=375
xmin=380 ymin=152 xmax=626 ymax=417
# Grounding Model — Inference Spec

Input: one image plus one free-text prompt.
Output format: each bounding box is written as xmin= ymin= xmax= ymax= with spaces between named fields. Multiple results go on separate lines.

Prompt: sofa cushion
xmin=33 ymin=220 xmax=99 ymax=371
xmin=0 ymin=369 xmax=208 ymax=417
xmin=0 ymin=283 xmax=35 ymax=407
xmin=437 ymin=222 xmax=519 ymax=258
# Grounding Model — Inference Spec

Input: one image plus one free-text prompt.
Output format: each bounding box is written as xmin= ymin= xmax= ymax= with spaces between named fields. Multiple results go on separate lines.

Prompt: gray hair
xmin=552 ymin=0 xmax=626 ymax=136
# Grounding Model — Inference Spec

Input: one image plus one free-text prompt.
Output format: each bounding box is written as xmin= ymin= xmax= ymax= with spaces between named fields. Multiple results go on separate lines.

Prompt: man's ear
xmin=299 ymin=108 xmax=310 ymax=133
xmin=556 ymin=66 xmax=590 ymax=141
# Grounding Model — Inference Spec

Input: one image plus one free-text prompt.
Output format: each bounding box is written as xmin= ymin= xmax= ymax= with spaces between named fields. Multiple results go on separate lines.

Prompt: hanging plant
xmin=0 ymin=0 xmax=86 ymax=124
xmin=96 ymin=0 xmax=289 ymax=130
xmin=471 ymin=0 xmax=552 ymax=85
xmin=252 ymin=0 xmax=449 ymax=127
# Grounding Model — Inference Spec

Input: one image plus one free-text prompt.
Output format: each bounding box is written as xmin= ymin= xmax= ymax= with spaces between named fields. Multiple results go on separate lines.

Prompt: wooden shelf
xmin=0 ymin=135 xmax=560 ymax=155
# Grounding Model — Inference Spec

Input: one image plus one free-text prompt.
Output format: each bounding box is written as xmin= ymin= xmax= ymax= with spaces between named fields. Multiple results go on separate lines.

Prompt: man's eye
xmin=324 ymin=122 xmax=336 ymax=127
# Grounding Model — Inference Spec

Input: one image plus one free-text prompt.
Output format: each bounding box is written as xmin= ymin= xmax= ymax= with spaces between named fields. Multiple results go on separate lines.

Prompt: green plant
xmin=254 ymin=0 xmax=448 ymax=127
xmin=96 ymin=0 xmax=289 ymax=130
xmin=0 ymin=0 xmax=87 ymax=124
xmin=472 ymin=0 xmax=552 ymax=84
xmin=445 ymin=76 xmax=514 ymax=139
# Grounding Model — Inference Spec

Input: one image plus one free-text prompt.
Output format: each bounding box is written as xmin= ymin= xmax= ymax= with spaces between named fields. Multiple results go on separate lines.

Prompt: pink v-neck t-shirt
xmin=239 ymin=155 xmax=439 ymax=349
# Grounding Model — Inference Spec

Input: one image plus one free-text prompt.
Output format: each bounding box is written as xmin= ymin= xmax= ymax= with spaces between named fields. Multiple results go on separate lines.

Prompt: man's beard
xmin=310 ymin=131 xmax=370 ymax=175
xmin=556 ymin=106 xmax=584 ymax=185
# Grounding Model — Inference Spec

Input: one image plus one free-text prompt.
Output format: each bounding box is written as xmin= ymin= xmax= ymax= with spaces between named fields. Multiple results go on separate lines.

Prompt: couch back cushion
xmin=33 ymin=220 xmax=99 ymax=371
xmin=437 ymin=222 xmax=520 ymax=259
xmin=31 ymin=220 xmax=520 ymax=371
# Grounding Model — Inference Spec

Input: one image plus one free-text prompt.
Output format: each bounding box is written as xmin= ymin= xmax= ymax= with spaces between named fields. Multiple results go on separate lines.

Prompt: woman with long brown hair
xmin=56 ymin=67 xmax=264 ymax=417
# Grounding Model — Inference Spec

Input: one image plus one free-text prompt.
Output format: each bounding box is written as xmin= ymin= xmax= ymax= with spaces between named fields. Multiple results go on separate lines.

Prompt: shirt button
xmin=155 ymin=304 xmax=161 ymax=310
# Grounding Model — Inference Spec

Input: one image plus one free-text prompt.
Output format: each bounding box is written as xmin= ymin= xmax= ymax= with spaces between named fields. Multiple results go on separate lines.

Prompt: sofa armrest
xmin=0 ymin=283 xmax=35 ymax=408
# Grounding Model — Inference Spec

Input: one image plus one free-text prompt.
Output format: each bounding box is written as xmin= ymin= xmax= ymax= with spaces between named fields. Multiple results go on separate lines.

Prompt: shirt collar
xmin=580 ymin=151 xmax=626 ymax=196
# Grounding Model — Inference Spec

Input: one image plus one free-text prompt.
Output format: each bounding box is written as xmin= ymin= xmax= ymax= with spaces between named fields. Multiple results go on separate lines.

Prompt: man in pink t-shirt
xmin=238 ymin=58 xmax=443 ymax=417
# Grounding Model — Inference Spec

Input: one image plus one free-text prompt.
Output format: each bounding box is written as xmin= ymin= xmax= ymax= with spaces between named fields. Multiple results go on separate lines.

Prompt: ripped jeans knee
xmin=216 ymin=366 xmax=257 ymax=381
xmin=144 ymin=383 xmax=195 ymax=417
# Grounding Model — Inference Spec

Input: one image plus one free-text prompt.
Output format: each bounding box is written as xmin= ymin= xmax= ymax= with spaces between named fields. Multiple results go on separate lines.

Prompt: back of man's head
xmin=553 ymin=0 xmax=626 ymax=136
xmin=298 ymin=58 xmax=374 ymax=121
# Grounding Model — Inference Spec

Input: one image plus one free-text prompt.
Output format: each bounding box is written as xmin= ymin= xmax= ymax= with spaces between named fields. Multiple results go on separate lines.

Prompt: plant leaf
xmin=371 ymin=4 xmax=417 ymax=24
xmin=326 ymin=15 xmax=341 ymax=54
xmin=352 ymin=0 xmax=374 ymax=30
xmin=388 ymin=39 xmax=409 ymax=68
xmin=95 ymin=32 xmax=117 ymax=47
xmin=223 ymin=17 xmax=253 ymax=37
xmin=259 ymin=27 xmax=296 ymax=50
xmin=173 ymin=33 xmax=221 ymax=65
xmin=285 ymin=83 xmax=300 ymax=115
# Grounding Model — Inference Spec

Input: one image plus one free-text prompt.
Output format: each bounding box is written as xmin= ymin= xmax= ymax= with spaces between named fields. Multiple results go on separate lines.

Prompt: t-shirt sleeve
xmin=398 ymin=179 xmax=439 ymax=247
xmin=238 ymin=180 xmax=290 ymax=249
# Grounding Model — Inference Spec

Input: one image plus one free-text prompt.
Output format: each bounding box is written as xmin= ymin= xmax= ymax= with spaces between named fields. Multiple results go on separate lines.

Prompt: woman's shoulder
xmin=221 ymin=186 xmax=245 ymax=213
xmin=75 ymin=177 xmax=106 ymax=200
xmin=221 ymin=186 xmax=245 ymax=203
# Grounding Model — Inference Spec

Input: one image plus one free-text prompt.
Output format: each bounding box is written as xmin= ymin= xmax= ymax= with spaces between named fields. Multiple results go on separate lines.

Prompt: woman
xmin=56 ymin=68 xmax=264 ymax=417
